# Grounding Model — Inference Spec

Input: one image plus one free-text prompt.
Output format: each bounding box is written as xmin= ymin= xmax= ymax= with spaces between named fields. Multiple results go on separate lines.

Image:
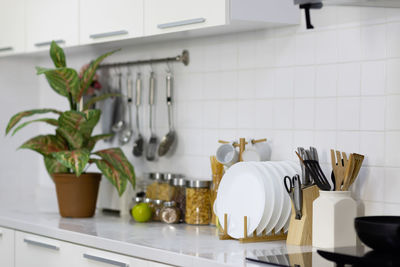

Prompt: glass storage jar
xmin=169 ymin=177 xmax=186 ymax=222
xmin=145 ymin=173 xmax=170 ymax=201
xmin=185 ymin=180 xmax=211 ymax=225
xmin=152 ymin=199 xmax=164 ymax=221
xmin=160 ymin=201 xmax=181 ymax=224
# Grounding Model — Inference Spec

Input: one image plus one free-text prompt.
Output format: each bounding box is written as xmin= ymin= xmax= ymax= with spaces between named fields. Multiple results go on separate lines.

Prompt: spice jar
xmin=160 ymin=201 xmax=181 ymax=224
xmin=169 ymin=177 xmax=186 ymax=222
xmin=185 ymin=180 xmax=211 ymax=225
xmin=152 ymin=199 xmax=164 ymax=221
xmin=145 ymin=173 xmax=174 ymax=201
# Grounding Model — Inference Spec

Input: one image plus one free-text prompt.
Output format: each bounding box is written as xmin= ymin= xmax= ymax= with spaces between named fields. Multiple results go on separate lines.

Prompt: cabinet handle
xmin=23 ymin=238 xmax=59 ymax=251
xmin=0 ymin=46 xmax=13 ymax=52
xmin=89 ymin=30 xmax=128 ymax=39
xmin=83 ymin=253 xmax=129 ymax=267
xmin=157 ymin=17 xmax=206 ymax=29
xmin=34 ymin=39 xmax=65 ymax=47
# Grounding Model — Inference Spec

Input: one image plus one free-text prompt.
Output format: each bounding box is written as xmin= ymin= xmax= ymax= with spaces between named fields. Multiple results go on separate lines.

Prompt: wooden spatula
xmin=342 ymin=153 xmax=355 ymax=191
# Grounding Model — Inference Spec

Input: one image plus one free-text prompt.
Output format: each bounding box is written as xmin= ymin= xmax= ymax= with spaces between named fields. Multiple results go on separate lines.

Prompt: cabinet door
xmin=144 ymin=0 xmax=227 ymax=36
xmin=0 ymin=227 xmax=14 ymax=267
xmin=15 ymin=231 xmax=80 ymax=267
xmin=0 ymin=0 xmax=24 ymax=56
xmin=25 ymin=0 xmax=79 ymax=52
xmin=80 ymin=0 xmax=143 ymax=44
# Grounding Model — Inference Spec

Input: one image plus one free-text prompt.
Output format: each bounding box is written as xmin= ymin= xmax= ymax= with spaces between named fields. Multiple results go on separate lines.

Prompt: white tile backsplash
xmin=1 ymin=6 xmax=400 ymax=214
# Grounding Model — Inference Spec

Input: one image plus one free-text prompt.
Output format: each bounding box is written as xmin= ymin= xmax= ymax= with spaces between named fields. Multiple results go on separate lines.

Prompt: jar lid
xmin=186 ymin=180 xmax=211 ymax=188
xmin=163 ymin=201 xmax=176 ymax=207
xmin=164 ymin=173 xmax=185 ymax=180
xmin=135 ymin=197 xmax=144 ymax=203
xmin=153 ymin=199 xmax=164 ymax=205
xmin=144 ymin=198 xmax=153 ymax=203
xmin=169 ymin=177 xmax=186 ymax=186
xmin=145 ymin=172 xmax=165 ymax=181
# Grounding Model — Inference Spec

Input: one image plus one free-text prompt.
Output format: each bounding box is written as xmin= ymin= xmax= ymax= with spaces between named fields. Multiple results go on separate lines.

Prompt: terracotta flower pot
xmin=53 ymin=173 xmax=101 ymax=218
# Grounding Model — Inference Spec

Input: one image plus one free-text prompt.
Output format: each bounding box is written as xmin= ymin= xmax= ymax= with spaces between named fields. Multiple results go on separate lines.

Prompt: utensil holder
xmin=312 ymin=190 xmax=357 ymax=248
xmin=286 ymin=185 xmax=319 ymax=246
xmin=219 ymin=214 xmax=287 ymax=243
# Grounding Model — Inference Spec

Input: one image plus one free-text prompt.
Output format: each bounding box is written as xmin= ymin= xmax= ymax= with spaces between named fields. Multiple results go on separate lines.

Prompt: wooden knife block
xmin=286 ymin=185 xmax=319 ymax=246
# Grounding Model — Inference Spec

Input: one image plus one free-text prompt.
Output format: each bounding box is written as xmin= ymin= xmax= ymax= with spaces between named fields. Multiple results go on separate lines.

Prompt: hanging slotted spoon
xmin=146 ymin=72 xmax=158 ymax=161
xmin=158 ymin=72 xmax=176 ymax=156
xmin=133 ymin=73 xmax=144 ymax=157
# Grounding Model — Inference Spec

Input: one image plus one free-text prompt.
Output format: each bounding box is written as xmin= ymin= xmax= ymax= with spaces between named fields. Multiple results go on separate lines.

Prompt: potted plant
xmin=5 ymin=41 xmax=135 ymax=218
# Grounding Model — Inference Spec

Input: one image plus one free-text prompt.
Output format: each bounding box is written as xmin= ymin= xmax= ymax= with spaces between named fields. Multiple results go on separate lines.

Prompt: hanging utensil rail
xmin=98 ymin=50 xmax=189 ymax=69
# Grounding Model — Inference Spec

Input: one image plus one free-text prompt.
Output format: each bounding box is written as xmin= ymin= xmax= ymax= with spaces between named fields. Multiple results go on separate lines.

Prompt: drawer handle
xmin=89 ymin=30 xmax=128 ymax=39
xmin=0 ymin=46 xmax=13 ymax=52
xmin=157 ymin=17 xmax=206 ymax=29
xmin=23 ymin=238 xmax=59 ymax=251
xmin=83 ymin=253 xmax=129 ymax=267
xmin=34 ymin=39 xmax=65 ymax=47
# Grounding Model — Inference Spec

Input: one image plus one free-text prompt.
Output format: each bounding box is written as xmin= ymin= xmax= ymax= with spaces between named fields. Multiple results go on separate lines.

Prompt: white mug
xmin=216 ymin=144 xmax=239 ymax=167
xmin=242 ymin=142 xmax=271 ymax=162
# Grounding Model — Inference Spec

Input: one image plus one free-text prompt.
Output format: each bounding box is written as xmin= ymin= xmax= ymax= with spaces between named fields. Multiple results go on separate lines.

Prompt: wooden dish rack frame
xmin=214 ymin=137 xmax=288 ymax=243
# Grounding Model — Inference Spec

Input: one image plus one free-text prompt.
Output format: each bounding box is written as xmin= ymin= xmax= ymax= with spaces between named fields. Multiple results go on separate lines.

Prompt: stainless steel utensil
xmin=119 ymin=72 xmax=134 ymax=145
xmin=296 ymin=151 xmax=331 ymax=191
xmin=284 ymin=174 xmax=303 ymax=220
xmin=112 ymin=73 xmax=126 ymax=133
xmin=146 ymin=72 xmax=158 ymax=161
xmin=158 ymin=72 xmax=176 ymax=157
xmin=133 ymin=73 xmax=144 ymax=157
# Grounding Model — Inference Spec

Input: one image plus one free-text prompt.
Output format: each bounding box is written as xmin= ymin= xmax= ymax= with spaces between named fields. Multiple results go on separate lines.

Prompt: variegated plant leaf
xmin=6 ymin=108 xmax=62 ymax=135
xmin=58 ymin=110 xmax=101 ymax=139
xmin=92 ymin=159 xmax=127 ymax=196
xmin=44 ymin=156 xmax=68 ymax=177
xmin=94 ymin=148 xmax=135 ymax=189
xmin=36 ymin=66 xmax=80 ymax=99
xmin=86 ymin=134 xmax=113 ymax=151
xmin=81 ymin=109 xmax=101 ymax=138
xmin=83 ymin=93 xmax=120 ymax=111
xmin=11 ymin=118 xmax=58 ymax=136
xmin=52 ymin=149 xmax=90 ymax=177
xmin=19 ymin=135 xmax=68 ymax=156
xmin=50 ymin=41 xmax=66 ymax=68
xmin=56 ymin=127 xmax=84 ymax=150
xmin=77 ymin=49 xmax=119 ymax=102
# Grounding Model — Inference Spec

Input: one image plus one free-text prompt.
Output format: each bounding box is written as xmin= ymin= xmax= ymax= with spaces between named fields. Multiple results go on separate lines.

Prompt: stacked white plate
xmin=214 ymin=161 xmax=300 ymax=239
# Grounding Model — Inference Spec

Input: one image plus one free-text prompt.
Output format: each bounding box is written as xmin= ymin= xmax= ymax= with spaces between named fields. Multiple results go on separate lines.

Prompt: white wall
xmin=1 ymin=5 xmax=400 ymax=215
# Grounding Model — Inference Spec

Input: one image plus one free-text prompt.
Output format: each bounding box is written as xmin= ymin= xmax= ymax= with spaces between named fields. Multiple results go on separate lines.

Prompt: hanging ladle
xmin=111 ymin=73 xmax=126 ymax=132
xmin=119 ymin=71 xmax=134 ymax=145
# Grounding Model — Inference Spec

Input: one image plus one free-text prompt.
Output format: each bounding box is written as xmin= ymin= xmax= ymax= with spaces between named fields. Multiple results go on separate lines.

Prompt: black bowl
xmin=355 ymin=216 xmax=400 ymax=251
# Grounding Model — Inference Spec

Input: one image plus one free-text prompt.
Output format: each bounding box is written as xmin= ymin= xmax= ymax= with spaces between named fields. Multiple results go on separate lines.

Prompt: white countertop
xmin=0 ymin=208 xmax=295 ymax=267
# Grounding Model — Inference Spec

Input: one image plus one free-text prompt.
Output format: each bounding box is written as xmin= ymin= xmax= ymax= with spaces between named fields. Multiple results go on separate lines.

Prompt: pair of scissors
xmin=284 ymin=174 xmax=303 ymax=220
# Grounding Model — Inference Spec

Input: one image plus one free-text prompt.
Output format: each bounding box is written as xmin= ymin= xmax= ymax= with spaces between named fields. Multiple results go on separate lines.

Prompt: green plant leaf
xmin=52 ymin=149 xmax=90 ymax=177
xmin=92 ymin=159 xmax=127 ymax=196
xmin=81 ymin=109 xmax=101 ymax=138
xmin=20 ymin=135 xmax=68 ymax=156
xmin=77 ymin=49 xmax=119 ymax=102
xmin=87 ymin=134 xmax=113 ymax=151
xmin=6 ymin=108 xmax=62 ymax=135
xmin=50 ymin=41 xmax=66 ymax=68
xmin=44 ymin=156 xmax=68 ymax=177
xmin=94 ymin=148 xmax=135 ymax=189
xmin=36 ymin=67 xmax=80 ymax=99
xmin=58 ymin=110 xmax=101 ymax=139
xmin=11 ymin=118 xmax=58 ymax=136
xmin=83 ymin=93 xmax=120 ymax=111
xmin=56 ymin=127 xmax=84 ymax=150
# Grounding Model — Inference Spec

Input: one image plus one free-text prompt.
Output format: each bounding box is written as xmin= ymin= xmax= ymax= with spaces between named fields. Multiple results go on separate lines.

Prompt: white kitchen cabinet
xmin=79 ymin=247 xmax=150 ymax=267
xmin=80 ymin=0 xmax=144 ymax=45
xmin=144 ymin=0 xmax=299 ymax=36
xmin=25 ymin=0 xmax=79 ymax=52
xmin=15 ymin=231 xmax=80 ymax=267
xmin=0 ymin=226 xmax=15 ymax=267
xmin=0 ymin=0 xmax=24 ymax=56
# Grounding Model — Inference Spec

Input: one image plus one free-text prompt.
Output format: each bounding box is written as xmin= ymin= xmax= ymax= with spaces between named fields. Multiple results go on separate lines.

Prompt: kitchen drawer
xmin=79 ymin=246 xmax=149 ymax=267
xmin=15 ymin=231 xmax=80 ymax=267
xmin=0 ymin=0 xmax=24 ymax=56
xmin=25 ymin=0 xmax=79 ymax=52
xmin=144 ymin=0 xmax=227 ymax=36
xmin=80 ymin=0 xmax=144 ymax=45
xmin=0 ymin=226 xmax=15 ymax=267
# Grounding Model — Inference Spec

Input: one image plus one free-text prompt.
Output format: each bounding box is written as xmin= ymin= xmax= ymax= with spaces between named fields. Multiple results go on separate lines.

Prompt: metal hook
xmin=165 ymin=61 xmax=172 ymax=74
